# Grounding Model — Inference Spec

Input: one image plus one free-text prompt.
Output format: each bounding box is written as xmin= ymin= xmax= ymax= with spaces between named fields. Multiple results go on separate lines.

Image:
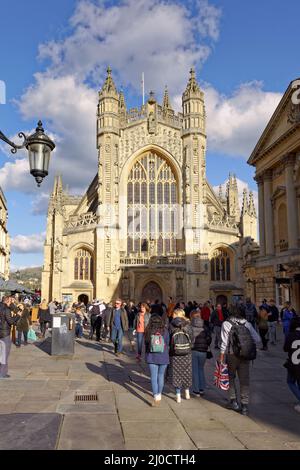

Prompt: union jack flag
xmin=214 ymin=361 xmax=229 ymax=391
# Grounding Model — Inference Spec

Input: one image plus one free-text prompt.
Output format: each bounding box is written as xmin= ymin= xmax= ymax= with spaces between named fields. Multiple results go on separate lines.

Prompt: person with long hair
xmin=16 ymin=303 xmax=31 ymax=347
xmin=168 ymin=309 xmax=193 ymax=403
xmin=134 ymin=302 xmax=151 ymax=361
xmin=144 ymin=314 xmax=170 ymax=406
xmin=190 ymin=310 xmax=211 ymax=396
xmin=37 ymin=300 xmax=51 ymax=338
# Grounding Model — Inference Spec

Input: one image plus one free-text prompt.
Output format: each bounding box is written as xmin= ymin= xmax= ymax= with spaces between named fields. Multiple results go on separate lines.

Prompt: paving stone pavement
xmin=0 ymin=325 xmax=299 ymax=450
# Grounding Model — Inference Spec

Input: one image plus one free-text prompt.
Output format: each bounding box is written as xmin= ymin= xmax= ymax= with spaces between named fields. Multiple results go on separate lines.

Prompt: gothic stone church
xmin=42 ymin=68 xmax=257 ymax=305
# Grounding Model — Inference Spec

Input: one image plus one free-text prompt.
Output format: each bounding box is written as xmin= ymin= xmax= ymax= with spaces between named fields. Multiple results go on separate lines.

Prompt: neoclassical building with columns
xmin=244 ymin=78 xmax=300 ymax=311
xmin=42 ymin=68 xmax=256 ymax=305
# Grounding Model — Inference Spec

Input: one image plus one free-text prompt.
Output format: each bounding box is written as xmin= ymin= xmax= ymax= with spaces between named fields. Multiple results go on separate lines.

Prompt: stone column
xmin=255 ymin=175 xmax=266 ymax=256
xmin=263 ymin=170 xmax=274 ymax=256
xmin=284 ymin=153 xmax=299 ymax=250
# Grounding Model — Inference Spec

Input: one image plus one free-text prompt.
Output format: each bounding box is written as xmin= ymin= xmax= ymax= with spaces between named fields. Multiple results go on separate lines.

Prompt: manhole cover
xmin=75 ymin=393 xmax=98 ymax=403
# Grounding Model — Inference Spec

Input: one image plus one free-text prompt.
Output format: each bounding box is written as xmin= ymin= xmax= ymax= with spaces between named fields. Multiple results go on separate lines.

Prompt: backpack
xmin=171 ymin=327 xmax=191 ymax=356
xmin=150 ymin=332 xmax=165 ymax=353
xmin=229 ymin=320 xmax=256 ymax=360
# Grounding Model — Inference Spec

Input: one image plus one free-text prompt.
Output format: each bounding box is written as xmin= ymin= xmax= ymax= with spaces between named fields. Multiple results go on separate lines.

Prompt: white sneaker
xmin=294 ymin=404 xmax=300 ymax=413
xmin=156 ymin=393 xmax=162 ymax=401
xmin=176 ymin=393 xmax=181 ymax=403
xmin=185 ymin=389 xmax=190 ymax=400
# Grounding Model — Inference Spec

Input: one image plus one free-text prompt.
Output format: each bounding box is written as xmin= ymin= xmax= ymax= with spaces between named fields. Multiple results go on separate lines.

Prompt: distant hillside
xmin=10 ymin=266 xmax=42 ymax=291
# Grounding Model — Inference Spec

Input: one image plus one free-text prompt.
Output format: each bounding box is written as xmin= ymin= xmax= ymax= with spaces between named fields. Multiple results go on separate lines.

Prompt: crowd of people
xmin=0 ymin=294 xmax=299 ymax=416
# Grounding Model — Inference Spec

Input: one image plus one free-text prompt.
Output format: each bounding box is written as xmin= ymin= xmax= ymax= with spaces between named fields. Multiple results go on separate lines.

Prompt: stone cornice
xmin=282 ymin=152 xmax=296 ymax=167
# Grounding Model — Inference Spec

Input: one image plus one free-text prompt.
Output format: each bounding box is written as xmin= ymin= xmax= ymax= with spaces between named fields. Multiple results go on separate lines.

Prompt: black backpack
xmin=229 ymin=320 xmax=256 ymax=360
xmin=171 ymin=326 xmax=191 ymax=356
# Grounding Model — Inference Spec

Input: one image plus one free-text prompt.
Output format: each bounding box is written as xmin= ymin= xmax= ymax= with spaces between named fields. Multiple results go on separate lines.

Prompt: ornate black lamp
xmin=0 ymin=120 xmax=55 ymax=187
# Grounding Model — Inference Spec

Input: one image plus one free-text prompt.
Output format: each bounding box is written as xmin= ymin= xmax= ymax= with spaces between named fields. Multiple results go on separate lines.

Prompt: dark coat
xmin=0 ymin=302 xmax=20 ymax=338
xmin=109 ymin=308 xmax=128 ymax=332
xmin=284 ymin=328 xmax=300 ymax=379
xmin=168 ymin=317 xmax=193 ymax=388
xmin=37 ymin=307 xmax=51 ymax=323
xmin=191 ymin=317 xmax=211 ymax=352
xmin=16 ymin=307 xmax=31 ymax=332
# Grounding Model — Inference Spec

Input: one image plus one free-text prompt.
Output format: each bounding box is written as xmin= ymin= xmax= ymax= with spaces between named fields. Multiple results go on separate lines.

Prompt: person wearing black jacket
xmin=191 ymin=312 xmax=211 ymax=396
xmin=0 ymin=296 xmax=20 ymax=378
xmin=283 ymin=316 xmax=300 ymax=413
xmin=268 ymin=299 xmax=279 ymax=345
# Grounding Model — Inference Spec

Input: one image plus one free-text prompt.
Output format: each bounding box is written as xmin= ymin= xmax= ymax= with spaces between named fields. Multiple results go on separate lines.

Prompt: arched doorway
xmin=78 ymin=294 xmax=89 ymax=305
xmin=142 ymin=281 xmax=163 ymax=303
xmin=216 ymin=294 xmax=228 ymax=306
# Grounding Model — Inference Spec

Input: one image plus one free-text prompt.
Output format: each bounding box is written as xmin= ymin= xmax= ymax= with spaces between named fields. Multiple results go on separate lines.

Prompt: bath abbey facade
xmin=41 ymin=68 xmax=257 ymax=305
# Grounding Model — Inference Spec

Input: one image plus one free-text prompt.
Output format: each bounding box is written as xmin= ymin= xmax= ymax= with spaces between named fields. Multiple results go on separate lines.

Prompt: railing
xmin=120 ymin=255 xmax=186 ymax=266
xmin=64 ymin=212 xmax=99 ymax=231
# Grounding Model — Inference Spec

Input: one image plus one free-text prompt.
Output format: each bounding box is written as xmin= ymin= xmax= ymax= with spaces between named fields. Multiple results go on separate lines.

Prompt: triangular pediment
xmin=248 ymin=79 xmax=300 ymax=165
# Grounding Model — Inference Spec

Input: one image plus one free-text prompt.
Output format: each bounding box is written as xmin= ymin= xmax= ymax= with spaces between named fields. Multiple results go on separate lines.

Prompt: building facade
xmin=244 ymin=78 xmax=300 ymax=311
xmin=0 ymin=186 xmax=10 ymax=280
xmin=42 ymin=68 xmax=256 ymax=305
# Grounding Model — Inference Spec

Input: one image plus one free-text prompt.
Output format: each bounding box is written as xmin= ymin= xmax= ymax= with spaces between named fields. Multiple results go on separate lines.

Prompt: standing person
xmin=210 ymin=303 xmax=224 ymax=349
xmin=37 ymin=300 xmax=51 ymax=338
xmin=134 ymin=303 xmax=151 ymax=361
xmin=16 ymin=303 xmax=31 ymax=347
xmin=169 ymin=309 xmax=193 ymax=403
xmin=190 ymin=311 xmax=211 ymax=396
xmin=167 ymin=297 xmax=176 ymax=318
xmin=244 ymin=298 xmax=257 ymax=328
xmin=201 ymin=302 xmax=211 ymax=328
xmin=283 ymin=317 xmax=300 ymax=413
xmin=88 ymin=300 xmax=102 ymax=341
xmin=220 ymin=304 xmax=261 ymax=415
xmin=268 ymin=299 xmax=279 ymax=345
xmin=75 ymin=307 xmax=84 ymax=338
xmin=48 ymin=299 xmax=57 ymax=316
xmin=110 ymin=299 xmax=128 ymax=356
xmin=144 ymin=313 xmax=170 ymax=406
xmin=0 ymin=296 xmax=20 ymax=378
xmin=257 ymin=304 xmax=269 ymax=350
xmin=102 ymin=302 xmax=113 ymax=341
xmin=150 ymin=300 xmax=164 ymax=316
xmin=282 ymin=302 xmax=295 ymax=338
xmin=125 ymin=301 xmax=138 ymax=352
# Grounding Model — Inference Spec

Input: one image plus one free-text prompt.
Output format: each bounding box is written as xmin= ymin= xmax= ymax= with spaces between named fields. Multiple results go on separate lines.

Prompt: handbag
xmin=213 ymin=360 xmax=229 ymax=391
xmin=27 ymin=327 xmax=37 ymax=342
xmin=206 ymin=348 xmax=213 ymax=359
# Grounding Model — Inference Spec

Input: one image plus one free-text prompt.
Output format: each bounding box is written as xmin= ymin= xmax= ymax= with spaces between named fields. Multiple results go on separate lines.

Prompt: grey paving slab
xmin=56 ymin=403 xmax=116 ymax=414
xmin=0 ymin=413 xmax=62 ymax=450
xmin=58 ymin=414 xmax=124 ymax=449
xmin=125 ymin=438 xmax=197 ymax=450
xmin=119 ymin=408 xmax=177 ymax=422
xmin=14 ymin=401 xmax=58 ymax=413
xmin=188 ymin=429 xmax=246 ymax=450
xmin=121 ymin=421 xmax=189 ymax=440
xmin=232 ymin=431 xmax=287 ymax=450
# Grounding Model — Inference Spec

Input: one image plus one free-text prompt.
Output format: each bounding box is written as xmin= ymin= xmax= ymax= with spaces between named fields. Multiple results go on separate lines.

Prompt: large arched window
xmin=210 ymin=248 xmax=231 ymax=281
xmin=74 ymin=248 xmax=93 ymax=281
xmin=127 ymin=151 xmax=178 ymax=256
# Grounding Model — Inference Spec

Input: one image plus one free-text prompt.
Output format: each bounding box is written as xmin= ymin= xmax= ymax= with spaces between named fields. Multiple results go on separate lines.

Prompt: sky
xmin=0 ymin=0 xmax=299 ymax=270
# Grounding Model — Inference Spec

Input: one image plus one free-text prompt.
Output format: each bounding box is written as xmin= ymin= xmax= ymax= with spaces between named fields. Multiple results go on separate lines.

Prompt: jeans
xmin=0 ymin=336 xmax=11 ymax=377
xmin=111 ymin=326 xmax=124 ymax=352
xmin=287 ymin=371 xmax=300 ymax=402
xmin=192 ymin=350 xmax=207 ymax=392
xmin=16 ymin=330 xmax=28 ymax=345
xmin=75 ymin=323 xmax=83 ymax=338
xmin=268 ymin=322 xmax=276 ymax=343
xmin=148 ymin=363 xmax=168 ymax=397
xmin=136 ymin=332 xmax=144 ymax=355
xmin=214 ymin=326 xmax=221 ymax=347
xmin=227 ymin=354 xmax=250 ymax=405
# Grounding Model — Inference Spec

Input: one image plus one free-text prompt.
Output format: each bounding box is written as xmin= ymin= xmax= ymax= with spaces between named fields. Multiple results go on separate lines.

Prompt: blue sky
xmin=0 ymin=0 xmax=299 ymax=269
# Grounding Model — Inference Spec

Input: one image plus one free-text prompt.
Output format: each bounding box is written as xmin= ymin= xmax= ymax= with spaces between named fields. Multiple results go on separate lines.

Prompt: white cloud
xmin=31 ymin=191 xmax=51 ymax=215
xmin=213 ymin=177 xmax=258 ymax=214
xmin=2 ymin=0 xmax=221 ymax=201
xmin=10 ymin=264 xmax=41 ymax=272
xmin=204 ymin=81 xmax=282 ymax=157
xmin=10 ymin=232 xmax=46 ymax=254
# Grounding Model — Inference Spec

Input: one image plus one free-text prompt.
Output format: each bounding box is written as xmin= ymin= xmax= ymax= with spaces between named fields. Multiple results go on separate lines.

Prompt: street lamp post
xmin=0 ymin=120 xmax=55 ymax=187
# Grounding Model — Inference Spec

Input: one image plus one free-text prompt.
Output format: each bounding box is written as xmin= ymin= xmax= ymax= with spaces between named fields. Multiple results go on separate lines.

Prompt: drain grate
xmin=75 ymin=392 xmax=98 ymax=403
